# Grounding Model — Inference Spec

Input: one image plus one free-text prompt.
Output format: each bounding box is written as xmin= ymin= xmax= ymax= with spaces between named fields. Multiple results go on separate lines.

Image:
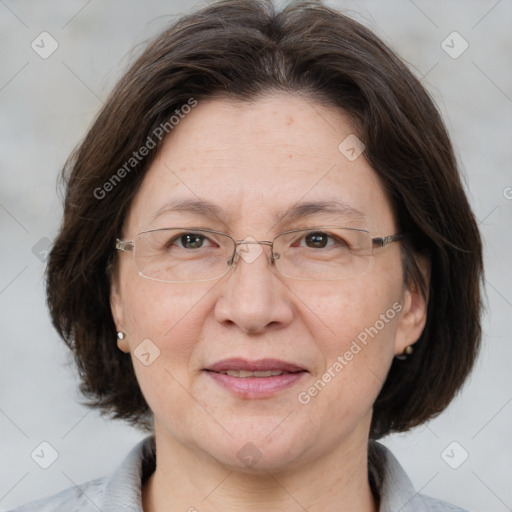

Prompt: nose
xmin=214 ymin=242 xmax=294 ymax=335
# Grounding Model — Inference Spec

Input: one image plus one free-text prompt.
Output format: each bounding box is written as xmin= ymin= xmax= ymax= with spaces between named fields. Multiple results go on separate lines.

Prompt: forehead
xmin=124 ymin=94 xmax=396 ymax=235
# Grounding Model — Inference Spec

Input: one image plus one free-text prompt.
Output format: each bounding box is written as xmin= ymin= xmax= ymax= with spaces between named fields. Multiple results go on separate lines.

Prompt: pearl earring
xmin=117 ymin=332 xmax=125 ymax=340
xmin=395 ymin=345 xmax=414 ymax=360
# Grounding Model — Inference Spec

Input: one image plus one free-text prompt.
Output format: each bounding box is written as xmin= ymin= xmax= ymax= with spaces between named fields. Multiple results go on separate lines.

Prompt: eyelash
xmin=164 ymin=229 xmax=350 ymax=250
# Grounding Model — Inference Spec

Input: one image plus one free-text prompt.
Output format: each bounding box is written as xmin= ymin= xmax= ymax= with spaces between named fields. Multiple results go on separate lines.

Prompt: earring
xmin=395 ymin=345 xmax=414 ymax=360
xmin=116 ymin=331 xmax=130 ymax=354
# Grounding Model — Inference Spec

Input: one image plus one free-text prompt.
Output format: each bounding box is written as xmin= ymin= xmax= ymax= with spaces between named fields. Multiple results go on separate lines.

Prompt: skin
xmin=111 ymin=93 xmax=427 ymax=512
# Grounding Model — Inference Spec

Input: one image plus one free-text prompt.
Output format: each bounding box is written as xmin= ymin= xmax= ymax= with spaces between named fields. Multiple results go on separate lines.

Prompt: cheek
xmin=121 ymin=270 xmax=207 ymax=338
xmin=119 ymin=274 xmax=211 ymax=383
xmin=120 ymin=278 xmax=213 ymax=419
xmin=301 ymin=278 xmax=401 ymax=403
xmin=304 ymin=277 xmax=399 ymax=346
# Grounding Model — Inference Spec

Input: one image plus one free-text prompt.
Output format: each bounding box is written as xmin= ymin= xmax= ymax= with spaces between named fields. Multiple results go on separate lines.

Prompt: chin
xmin=193 ymin=424 xmax=313 ymax=473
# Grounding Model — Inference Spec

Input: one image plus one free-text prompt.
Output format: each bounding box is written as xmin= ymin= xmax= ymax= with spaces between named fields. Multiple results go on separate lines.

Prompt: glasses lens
xmin=273 ymin=228 xmax=372 ymax=280
xmin=134 ymin=229 xmax=234 ymax=282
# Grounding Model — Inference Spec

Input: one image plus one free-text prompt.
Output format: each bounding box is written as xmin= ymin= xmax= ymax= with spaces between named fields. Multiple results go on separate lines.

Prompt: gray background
xmin=0 ymin=0 xmax=511 ymax=510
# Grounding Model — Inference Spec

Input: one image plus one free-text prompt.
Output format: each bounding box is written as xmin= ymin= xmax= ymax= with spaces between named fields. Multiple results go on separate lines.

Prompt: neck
xmin=142 ymin=425 xmax=378 ymax=512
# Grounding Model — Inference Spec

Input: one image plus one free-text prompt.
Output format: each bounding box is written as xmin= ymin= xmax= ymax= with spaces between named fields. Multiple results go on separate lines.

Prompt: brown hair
xmin=47 ymin=0 xmax=483 ymax=438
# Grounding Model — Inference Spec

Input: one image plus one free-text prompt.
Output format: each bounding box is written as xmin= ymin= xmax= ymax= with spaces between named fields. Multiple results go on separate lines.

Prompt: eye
xmin=169 ymin=232 xmax=215 ymax=249
xmin=298 ymin=231 xmax=347 ymax=249
xmin=303 ymin=231 xmax=329 ymax=248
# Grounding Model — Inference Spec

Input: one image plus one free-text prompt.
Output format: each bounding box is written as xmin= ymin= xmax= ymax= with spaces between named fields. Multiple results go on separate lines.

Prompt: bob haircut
xmin=47 ymin=0 xmax=483 ymax=439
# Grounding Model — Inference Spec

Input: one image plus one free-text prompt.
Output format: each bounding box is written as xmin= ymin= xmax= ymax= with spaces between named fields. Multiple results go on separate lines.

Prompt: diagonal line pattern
xmin=471 ymin=397 xmax=512 ymax=439
xmin=273 ymin=274 xmax=337 ymax=335
xmin=408 ymin=0 xmax=439 ymax=29
xmin=163 ymin=367 xmax=234 ymax=438
xmin=0 ymin=202 xmax=29 ymax=233
xmin=478 ymin=204 xmax=499 ymax=224
xmin=268 ymin=163 xmax=337 ymax=234
xmin=265 ymin=472 xmax=309 ymax=511
xmin=471 ymin=0 xmax=503 ymax=29
xmin=61 ymin=409 xmax=92 ymax=439
xmin=0 ymin=62 xmax=29 ymax=93
xmin=0 ymin=472 xmax=29 ymax=503
xmin=0 ymin=408 xmax=29 ymax=439
xmin=200 ymin=470 xmax=234 ymax=502
xmin=62 ymin=0 xmax=93 ymax=29
xmin=425 ymin=425 xmax=439 ymax=439
xmin=472 ymin=61 xmax=512 ymax=104
xmin=471 ymin=470 xmax=511 ymax=509
xmin=416 ymin=472 xmax=440 ymax=495
xmin=262 ymin=410 xmax=293 ymax=440
xmin=419 ymin=62 xmax=439 ymax=82
xmin=367 ymin=366 xmax=384 ymax=384
xmin=0 ymin=0 xmax=28 ymax=28
xmin=302 ymin=97 xmax=338 ymax=133
xmin=163 ymin=279 xmax=223 ymax=336
xmin=0 ymin=265 xmax=29 ymax=295
xmin=486 ymin=280 xmax=512 ymax=308
xmin=165 ymin=163 xmax=230 ymax=233
xmin=61 ymin=471 xmax=105 ymax=512
xmin=397 ymin=472 xmax=439 ymax=512
xmin=61 ymin=61 xmax=104 ymax=103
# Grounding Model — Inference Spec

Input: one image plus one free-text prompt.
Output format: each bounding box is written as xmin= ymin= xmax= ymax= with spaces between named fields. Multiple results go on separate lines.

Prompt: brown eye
xmin=179 ymin=233 xmax=206 ymax=249
xmin=305 ymin=231 xmax=329 ymax=248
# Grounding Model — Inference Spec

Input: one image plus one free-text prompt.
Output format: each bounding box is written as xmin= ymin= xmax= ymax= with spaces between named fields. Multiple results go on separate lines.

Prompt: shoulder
xmin=8 ymin=436 xmax=155 ymax=512
xmin=7 ymin=477 xmax=108 ymax=512
xmin=407 ymin=493 xmax=469 ymax=511
xmin=369 ymin=441 xmax=469 ymax=512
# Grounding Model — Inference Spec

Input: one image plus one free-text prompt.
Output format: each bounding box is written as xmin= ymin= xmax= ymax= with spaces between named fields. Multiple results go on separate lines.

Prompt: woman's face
xmin=111 ymin=93 xmax=426 ymax=471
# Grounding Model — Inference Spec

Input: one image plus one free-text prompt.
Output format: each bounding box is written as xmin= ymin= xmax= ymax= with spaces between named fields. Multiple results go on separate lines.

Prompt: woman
xmin=12 ymin=0 xmax=483 ymax=510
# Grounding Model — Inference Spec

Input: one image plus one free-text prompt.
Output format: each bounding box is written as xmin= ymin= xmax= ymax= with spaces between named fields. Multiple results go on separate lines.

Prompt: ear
xmin=110 ymin=276 xmax=130 ymax=354
xmin=394 ymin=261 xmax=429 ymax=355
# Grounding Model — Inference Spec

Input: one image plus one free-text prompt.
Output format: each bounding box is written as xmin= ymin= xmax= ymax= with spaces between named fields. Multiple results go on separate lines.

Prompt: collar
xmin=100 ymin=435 xmax=451 ymax=512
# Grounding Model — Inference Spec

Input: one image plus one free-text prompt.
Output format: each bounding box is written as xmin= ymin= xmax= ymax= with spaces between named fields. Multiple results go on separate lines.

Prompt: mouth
xmin=203 ymin=358 xmax=308 ymax=398
xmin=213 ymin=369 xmax=292 ymax=378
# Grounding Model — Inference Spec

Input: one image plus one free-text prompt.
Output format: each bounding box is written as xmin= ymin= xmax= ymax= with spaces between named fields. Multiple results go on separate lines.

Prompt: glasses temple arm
xmin=371 ymin=234 xmax=404 ymax=247
xmin=116 ymin=239 xmax=134 ymax=252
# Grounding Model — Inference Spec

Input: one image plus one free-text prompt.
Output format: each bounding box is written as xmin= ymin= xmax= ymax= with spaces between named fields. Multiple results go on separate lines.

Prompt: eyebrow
xmin=148 ymin=198 xmax=365 ymax=226
xmin=148 ymin=198 xmax=225 ymax=225
xmin=275 ymin=199 xmax=366 ymax=224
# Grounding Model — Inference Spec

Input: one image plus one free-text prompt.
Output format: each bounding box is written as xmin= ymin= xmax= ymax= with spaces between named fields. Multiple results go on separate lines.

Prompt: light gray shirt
xmin=9 ymin=436 xmax=467 ymax=511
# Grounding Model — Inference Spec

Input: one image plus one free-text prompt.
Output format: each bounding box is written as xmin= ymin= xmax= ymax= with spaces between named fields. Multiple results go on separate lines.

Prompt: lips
xmin=205 ymin=358 xmax=306 ymax=375
xmin=217 ymin=369 xmax=287 ymax=378
xmin=204 ymin=358 xmax=307 ymax=398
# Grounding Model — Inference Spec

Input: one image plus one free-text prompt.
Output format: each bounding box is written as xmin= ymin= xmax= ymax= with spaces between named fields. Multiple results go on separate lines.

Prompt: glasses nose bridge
xmin=229 ymin=238 xmax=276 ymax=268
xmin=236 ymin=239 xmax=273 ymax=248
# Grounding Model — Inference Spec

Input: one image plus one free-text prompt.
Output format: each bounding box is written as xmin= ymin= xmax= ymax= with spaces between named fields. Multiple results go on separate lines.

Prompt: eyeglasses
xmin=115 ymin=227 xmax=403 ymax=283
